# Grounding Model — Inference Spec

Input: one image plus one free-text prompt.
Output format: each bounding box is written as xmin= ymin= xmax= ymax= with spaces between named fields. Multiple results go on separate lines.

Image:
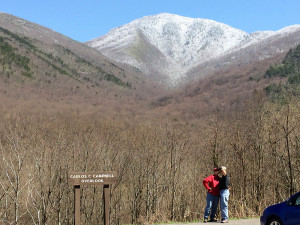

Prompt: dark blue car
xmin=260 ymin=191 xmax=300 ymax=225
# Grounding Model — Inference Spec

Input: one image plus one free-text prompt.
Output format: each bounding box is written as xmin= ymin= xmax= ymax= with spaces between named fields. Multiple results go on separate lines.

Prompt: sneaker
xmin=208 ymin=219 xmax=218 ymax=222
xmin=221 ymin=219 xmax=229 ymax=223
xmin=203 ymin=218 xmax=208 ymax=223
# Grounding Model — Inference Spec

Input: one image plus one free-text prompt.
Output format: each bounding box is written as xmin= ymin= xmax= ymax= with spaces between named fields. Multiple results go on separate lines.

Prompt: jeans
xmin=204 ymin=193 xmax=219 ymax=220
xmin=220 ymin=189 xmax=229 ymax=220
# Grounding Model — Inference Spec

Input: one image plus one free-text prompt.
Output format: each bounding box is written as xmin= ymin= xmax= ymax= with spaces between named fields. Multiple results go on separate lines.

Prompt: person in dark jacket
xmin=202 ymin=168 xmax=220 ymax=223
xmin=219 ymin=166 xmax=230 ymax=223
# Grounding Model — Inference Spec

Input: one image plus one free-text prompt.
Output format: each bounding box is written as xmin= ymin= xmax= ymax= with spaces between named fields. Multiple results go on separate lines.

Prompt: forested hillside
xmin=264 ymin=44 xmax=300 ymax=98
xmin=0 ymin=27 xmax=130 ymax=87
xmin=0 ymin=25 xmax=166 ymax=117
xmin=0 ymin=93 xmax=299 ymax=224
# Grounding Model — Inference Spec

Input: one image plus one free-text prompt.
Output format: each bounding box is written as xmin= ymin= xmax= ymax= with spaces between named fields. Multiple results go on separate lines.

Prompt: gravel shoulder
xmin=158 ymin=218 xmax=260 ymax=225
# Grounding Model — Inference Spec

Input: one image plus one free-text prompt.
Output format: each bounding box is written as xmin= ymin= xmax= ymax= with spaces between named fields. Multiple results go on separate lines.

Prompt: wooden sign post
xmin=74 ymin=185 xmax=80 ymax=225
xmin=68 ymin=171 xmax=117 ymax=225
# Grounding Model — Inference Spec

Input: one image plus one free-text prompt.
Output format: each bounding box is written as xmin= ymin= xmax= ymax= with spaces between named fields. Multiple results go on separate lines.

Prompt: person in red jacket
xmin=203 ymin=167 xmax=220 ymax=223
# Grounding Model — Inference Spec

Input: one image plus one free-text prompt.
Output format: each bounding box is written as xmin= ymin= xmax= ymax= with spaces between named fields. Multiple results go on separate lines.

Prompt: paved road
xmin=160 ymin=218 xmax=260 ymax=225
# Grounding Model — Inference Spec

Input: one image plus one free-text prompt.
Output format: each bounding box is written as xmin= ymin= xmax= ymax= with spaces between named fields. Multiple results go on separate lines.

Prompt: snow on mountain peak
xmin=87 ymin=13 xmax=300 ymax=85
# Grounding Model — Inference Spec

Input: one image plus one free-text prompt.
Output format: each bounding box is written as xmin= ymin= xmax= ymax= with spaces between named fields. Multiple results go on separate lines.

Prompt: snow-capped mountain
xmin=86 ymin=13 xmax=300 ymax=86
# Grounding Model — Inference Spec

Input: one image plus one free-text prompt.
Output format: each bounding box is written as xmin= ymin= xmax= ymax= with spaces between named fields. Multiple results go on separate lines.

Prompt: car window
xmin=287 ymin=193 xmax=300 ymax=206
xmin=296 ymin=196 xmax=300 ymax=206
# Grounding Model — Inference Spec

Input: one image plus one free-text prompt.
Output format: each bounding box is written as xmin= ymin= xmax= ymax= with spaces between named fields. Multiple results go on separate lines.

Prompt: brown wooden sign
xmin=68 ymin=171 xmax=117 ymax=186
xmin=69 ymin=171 xmax=118 ymax=225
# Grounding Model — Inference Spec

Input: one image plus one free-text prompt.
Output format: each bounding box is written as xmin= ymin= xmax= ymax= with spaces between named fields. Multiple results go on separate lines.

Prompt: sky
xmin=1 ymin=0 xmax=300 ymax=42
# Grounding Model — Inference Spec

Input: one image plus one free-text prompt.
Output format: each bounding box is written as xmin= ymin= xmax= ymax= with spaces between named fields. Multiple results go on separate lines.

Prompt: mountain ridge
xmin=86 ymin=13 xmax=300 ymax=86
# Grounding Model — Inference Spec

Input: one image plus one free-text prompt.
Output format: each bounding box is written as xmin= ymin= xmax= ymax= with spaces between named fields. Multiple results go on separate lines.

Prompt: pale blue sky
xmin=1 ymin=0 xmax=300 ymax=42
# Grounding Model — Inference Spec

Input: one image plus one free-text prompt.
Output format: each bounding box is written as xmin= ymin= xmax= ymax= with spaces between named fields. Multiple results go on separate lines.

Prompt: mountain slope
xmin=87 ymin=13 xmax=300 ymax=86
xmin=0 ymin=13 xmax=166 ymax=115
xmin=0 ymin=13 xmax=167 ymax=89
xmin=187 ymin=25 xmax=300 ymax=82
xmin=264 ymin=44 xmax=300 ymax=98
xmin=86 ymin=13 xmax=249 ymax=84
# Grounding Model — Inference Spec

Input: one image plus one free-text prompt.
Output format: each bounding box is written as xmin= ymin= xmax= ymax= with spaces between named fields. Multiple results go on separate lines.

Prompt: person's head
xmin=219 ymin=166 xmax=227 ymax=175
xmin=213 ymin=167 xmax=219 ymax=175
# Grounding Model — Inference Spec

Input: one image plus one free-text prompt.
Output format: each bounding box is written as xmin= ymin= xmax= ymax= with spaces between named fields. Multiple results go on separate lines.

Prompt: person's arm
xmin=203 ymin=176 xmax=212 ymax=190
xmin=226 ymin=174 xmax=230 ymax=189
